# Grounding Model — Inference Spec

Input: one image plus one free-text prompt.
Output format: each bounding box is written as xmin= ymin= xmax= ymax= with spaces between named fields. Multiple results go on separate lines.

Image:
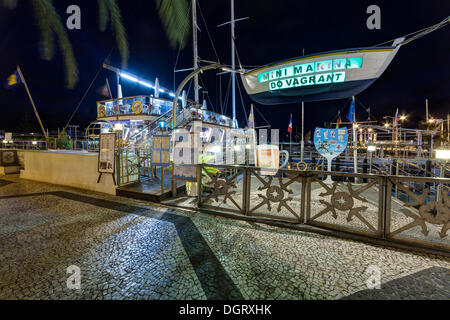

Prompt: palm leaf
xmin=104 ymin=0 xmax=129 ymax=68
xmin=33 ymin=0 xmax=78 ymax=88
xmin=155 ymin=0 xmax=190 ymax=49
xmin=1 ymin=0 xmax=18 ymax=9
xmin=31 ymin=0 xmax=54 ymax=60
xmin=97 ymin=0 xmax=109 ymax=32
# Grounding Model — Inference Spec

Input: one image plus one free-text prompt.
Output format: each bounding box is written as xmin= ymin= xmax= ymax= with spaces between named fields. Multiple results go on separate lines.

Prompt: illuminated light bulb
xmin=114 ymin=123 xmax=124 ymax=131
xmin=436 ymin=149 xmax=450 ymax=160
xmin=210 ymin=146 xmax=221 ymax=153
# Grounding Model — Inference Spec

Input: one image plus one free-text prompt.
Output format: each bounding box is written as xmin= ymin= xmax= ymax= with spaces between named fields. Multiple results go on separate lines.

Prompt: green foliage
xmin=32 ymin=0 xmax=79 ymax=88
xmin=103 ymin=0 xmax=129 ymax=68
xmin=2 ymin=0 xmax=190 ymax=88
xmin=1 ymin=0 xmax=18 ymax=9
xmin=155 ymin=0 xmax=190 ymax=49
xmin=56 ymin=131 xmax=71 ymax=149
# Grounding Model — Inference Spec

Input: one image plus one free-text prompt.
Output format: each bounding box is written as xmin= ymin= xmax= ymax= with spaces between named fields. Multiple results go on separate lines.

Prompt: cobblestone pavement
xmin=0 ymin=175 xmax=449 ymax=300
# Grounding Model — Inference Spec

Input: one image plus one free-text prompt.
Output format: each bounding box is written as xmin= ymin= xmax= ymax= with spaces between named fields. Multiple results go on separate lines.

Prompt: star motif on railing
xmin=391 ymin=181 xmax=450 ymax=238
xmin=312 ymin=179 xmax=378 ymax=232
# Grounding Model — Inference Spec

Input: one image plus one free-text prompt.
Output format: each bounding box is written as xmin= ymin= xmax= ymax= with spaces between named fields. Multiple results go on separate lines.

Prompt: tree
xmin=1 ymin=0 xmax=190 ymax=88
xmin=56 ymin=130 xmax=70 ymax=149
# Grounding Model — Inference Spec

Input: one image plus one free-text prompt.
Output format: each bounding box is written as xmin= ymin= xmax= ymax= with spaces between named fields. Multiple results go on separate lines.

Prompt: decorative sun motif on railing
xmin=312 ymin=179 xmax=378 ymax=232
xmin=391 ymin=181 xmax=450 ymax=238
xmin=202 ymin=169 xmax=240 ymax=210
xmin=250 ymin=174 xmax=299 ymax=216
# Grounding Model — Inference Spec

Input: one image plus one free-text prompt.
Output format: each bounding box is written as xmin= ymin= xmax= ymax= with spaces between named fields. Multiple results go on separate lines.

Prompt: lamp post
xmin=367 ymin=144 xmax=376 ymax=174
xmin=435 ymin=148 xmax=450 ymax=202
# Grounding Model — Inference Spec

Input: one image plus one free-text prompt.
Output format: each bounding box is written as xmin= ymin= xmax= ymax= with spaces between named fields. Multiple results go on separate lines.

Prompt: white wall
xmin=20 ymin=150 xmax=116 ymax=195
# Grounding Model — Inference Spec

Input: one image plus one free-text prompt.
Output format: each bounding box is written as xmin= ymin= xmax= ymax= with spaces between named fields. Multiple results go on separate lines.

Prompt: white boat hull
xmin=241 ymin=46 xmax=400 ymax=105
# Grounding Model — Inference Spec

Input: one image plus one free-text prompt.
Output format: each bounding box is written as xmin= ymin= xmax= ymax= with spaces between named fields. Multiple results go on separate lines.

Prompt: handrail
xmin=124 ymin=108 xmax=174 ymax=147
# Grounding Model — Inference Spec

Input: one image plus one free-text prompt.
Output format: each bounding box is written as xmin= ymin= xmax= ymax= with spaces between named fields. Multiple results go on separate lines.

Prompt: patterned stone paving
xmin=0 ymin=175 xmax=449 ymax=300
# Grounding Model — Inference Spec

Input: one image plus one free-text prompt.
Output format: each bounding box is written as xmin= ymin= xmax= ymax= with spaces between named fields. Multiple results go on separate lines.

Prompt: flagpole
xmin=106 ymin=78 xmax=112 ymax=98
xmin=352 ymin=96 xmax=358 ymax=174
xmin=250 ymin=104 xmax=257 ymax=166
xmin=289 ymin=113 xmax=292 ymax=162
xmin=301 ymin=102 xmax=304 ymax=162
xmin=16 ymin=66 xmax=48 ymax=142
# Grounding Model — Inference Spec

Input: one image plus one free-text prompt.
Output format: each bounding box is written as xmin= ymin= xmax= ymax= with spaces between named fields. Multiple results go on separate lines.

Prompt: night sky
xmin=0 ymin=0 xmax=449 ymax=140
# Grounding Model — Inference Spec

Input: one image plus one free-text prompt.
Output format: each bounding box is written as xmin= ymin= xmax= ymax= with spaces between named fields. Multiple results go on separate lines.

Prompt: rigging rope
xmin=63 ymin=47 xmax=114 ymax=133
xmin=371 ymin=16 xmax=449 ymax=47
xmin=222 ymin=75 xmax=232 ymax=115
xmin=197 ymin=1 xmax=221 ymax=64
xmin=252 ymin=104 xmax=271 ymax=127
xmin=198 ymin=74 xmax=217 ymax=112
xmin=235 ymin=78 xmax=248 ymax=127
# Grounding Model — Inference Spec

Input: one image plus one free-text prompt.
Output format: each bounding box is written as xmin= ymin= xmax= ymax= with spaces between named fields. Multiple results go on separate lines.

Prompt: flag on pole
xmin=287 ymin=114 xmax=293 ymax=133
xmin=336 ymin=116 xmax=342 ymax=128
xmin=96 ymin=79 xmax=111 ymax=97
xmin=248 ymin=105 xmax=255 ymax=129
xmin=347 ymin=98 xmax=355 ymax=123
xmin=3 ymin=69 xmax=22 ymax=89
xmin=305 ymin=130 xmax=311 ymax=141
xmin=393 ymin=108 xmax=399 ymax=129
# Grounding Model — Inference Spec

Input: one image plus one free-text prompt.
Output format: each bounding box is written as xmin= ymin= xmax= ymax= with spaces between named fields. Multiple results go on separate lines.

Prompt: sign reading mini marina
xmin=258 ymin=57 xmax=363 ymax=91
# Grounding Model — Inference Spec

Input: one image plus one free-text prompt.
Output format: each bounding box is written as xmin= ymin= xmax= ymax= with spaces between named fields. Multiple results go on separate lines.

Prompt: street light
xmin=367 ymin=145 xmax=376 ymax=174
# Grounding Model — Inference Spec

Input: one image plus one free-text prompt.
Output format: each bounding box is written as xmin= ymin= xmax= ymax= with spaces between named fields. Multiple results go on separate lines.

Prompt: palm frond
xmin=155 ymin=0 xmax=190 ymax=49
xmin=104 ymin=0 xmax=129 ymax=68
xmin=97 ymin=0 xmax=109 ymax=32
xmin=33 ymin=0 xmax=78 ymax=88
xmin=1 ymin=0 xmax=18 ymax=9
xmin=31 ymin=0 xmax=54 ymax=60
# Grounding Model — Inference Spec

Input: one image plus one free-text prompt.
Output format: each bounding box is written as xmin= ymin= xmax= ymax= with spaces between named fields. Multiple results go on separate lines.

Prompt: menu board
xmin=152 ymin=135 xmax=171 ymax=167
xmin=98 ymin=133 xmax=116 ymax=173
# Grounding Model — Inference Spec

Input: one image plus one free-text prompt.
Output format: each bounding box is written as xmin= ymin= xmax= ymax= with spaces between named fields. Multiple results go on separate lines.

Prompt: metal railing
xmin=96 ymin=95 xmax=175 ymax=118
xmin=184 ymin=164 xmax=450 ymax=253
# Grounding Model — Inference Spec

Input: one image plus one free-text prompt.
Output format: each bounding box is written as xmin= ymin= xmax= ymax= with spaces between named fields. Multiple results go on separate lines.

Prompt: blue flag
xmin=347 ymin=98 xmax=355 ymax=123
xmin=3 ymin=70 xmax=22 ymax=89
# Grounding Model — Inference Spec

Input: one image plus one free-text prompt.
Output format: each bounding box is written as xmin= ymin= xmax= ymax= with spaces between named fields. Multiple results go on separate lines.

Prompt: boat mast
xmin=192 ymin=0 xmax=199 ymax=105
xmin=231 ymin=0 xmax=237 ymax=128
